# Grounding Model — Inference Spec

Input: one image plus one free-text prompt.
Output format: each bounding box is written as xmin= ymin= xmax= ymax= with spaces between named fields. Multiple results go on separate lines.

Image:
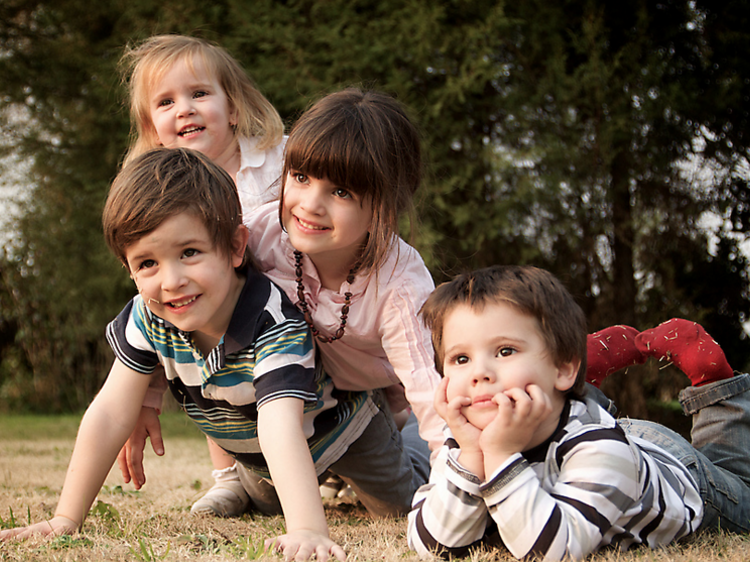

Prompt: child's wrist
xmin=54 ymin=513 xmax=81 ymax=530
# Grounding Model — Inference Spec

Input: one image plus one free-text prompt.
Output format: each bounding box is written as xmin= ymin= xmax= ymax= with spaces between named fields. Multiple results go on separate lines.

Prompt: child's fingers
xmin=330 ymin=544 xmax=347 ymax=561
xmin=144 ymin=412 xmax=165 ymax=456
xmin=525 ymin=384 xmax=553 ymax=419
xmin=126 ymin=442 xmax=146 ymax=489
xmin=117 ymin=446 xmax=132 ymax=484
xmin=433 ymin=377 xmax=450 ymax=417
xmin=149 ymin=430 xmax=165 ymax=457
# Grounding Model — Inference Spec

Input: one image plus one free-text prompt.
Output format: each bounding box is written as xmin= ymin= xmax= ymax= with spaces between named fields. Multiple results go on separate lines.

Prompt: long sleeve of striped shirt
xmin=407 ymin=397 xmax=703 ymax=561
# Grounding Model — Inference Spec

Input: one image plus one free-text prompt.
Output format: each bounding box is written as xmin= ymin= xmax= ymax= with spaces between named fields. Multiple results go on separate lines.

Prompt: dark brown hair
xmin=103 ymin=147 xmax=253 ymax=270
xmin=280 ymin=88 xmax=422 ymax=274
xmin=420 ymin=265 xmax=588 ymax=398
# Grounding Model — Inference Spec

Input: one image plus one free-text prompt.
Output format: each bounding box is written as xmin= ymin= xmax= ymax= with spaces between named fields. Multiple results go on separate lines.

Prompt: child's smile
xmin=282 ymin=171 xmax=372 ymax=286
xmin=149 ymin=58 xmax=238 ymax=174
xmin=125 ymin=211 xmax=245 ymax=352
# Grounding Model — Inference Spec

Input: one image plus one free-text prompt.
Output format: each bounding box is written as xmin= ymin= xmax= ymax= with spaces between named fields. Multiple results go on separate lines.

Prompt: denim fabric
xmin=235 ymin=389 xmax=431 ymax=518
xmin=585 ymin=383 xmax=618 ymax=416
xmin=618 ymin=373 xmax=750 ymax=534
xmin=327 ymin=392 xmax=431 ymax=517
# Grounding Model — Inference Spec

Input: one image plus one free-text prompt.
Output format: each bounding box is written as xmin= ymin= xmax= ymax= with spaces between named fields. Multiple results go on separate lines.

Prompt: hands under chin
xmin=435 ymin=382 xmax=555 ymax=479
xmin=479 ymin=384 xmax=554 ymax=472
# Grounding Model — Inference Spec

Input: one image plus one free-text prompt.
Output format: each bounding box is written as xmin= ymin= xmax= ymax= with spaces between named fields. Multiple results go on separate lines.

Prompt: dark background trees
xmin=1 ymin=0 xmax=749 ymax=419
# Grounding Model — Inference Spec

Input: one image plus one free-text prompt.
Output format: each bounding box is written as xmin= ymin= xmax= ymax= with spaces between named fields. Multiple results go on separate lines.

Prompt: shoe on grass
xmin=320 ymin=474 xmax=357 ymax=500
xmin=190 ymin=479 xmax=250 ymax=517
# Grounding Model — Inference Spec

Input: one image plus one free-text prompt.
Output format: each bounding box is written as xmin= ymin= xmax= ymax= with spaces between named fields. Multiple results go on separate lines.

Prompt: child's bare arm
xmin=0 ymin=360 xmax=151 ymax=541
xmin=257 ymin=397 xmax=346 ymax=562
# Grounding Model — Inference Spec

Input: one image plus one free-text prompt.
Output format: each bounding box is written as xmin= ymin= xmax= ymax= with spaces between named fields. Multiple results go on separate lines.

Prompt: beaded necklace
xmin=293 ymin=250 xmax=356 ymax=343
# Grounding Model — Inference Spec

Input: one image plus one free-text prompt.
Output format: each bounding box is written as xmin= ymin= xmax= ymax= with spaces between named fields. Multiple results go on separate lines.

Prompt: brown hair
xmin=103 ymin=147 xmax=253 ymax=270
xmin=280 ymin=88 xmax=422 ymax=274
xmin=120 ymin=34 xmax=283 ymax=167
xmin=420 ymin=265 xmax=588 ymax=398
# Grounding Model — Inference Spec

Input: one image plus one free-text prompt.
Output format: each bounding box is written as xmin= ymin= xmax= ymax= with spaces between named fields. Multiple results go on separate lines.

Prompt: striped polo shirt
xmin=106 ymin=266 xmax=375 ymax=479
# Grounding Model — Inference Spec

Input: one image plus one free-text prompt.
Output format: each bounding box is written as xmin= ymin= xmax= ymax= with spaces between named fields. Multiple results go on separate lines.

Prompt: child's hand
xmin=265 ymin=530 xmax=346 ymax=561
xmin=434 ymin=377 xmax=482 ymax=448
xmin=434 ymin=377 xmax=486 ymax=476
xmin=0 ymin=515 xmax=78 ymax=541
xmin=117 ymin=406 xmax=164 ymax=489
xmin=480 ymin=385 xmax=553 ymax=467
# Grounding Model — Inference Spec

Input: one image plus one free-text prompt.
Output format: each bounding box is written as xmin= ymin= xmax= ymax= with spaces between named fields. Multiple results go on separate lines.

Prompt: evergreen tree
xmin=1 ymin=0 xmax=748 ymax=415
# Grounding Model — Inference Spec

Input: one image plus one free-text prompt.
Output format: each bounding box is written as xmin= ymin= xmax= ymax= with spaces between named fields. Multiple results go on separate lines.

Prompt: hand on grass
xmin=117 ymin=406 xmax=163 ymax=489
xmin=265 ymin=530 xmax=346 ymax=561
xmin=0 ymin=515 xmax=78 ymax=540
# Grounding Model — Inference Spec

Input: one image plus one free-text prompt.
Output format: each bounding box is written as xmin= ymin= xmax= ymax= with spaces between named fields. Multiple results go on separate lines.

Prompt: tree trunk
xmin=603 ymin=151 xmax=648 ymax=419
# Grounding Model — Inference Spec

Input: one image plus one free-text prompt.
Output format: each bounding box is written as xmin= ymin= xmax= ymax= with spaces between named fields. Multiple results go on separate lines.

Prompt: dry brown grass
xmin=1 ymin=413 xmax=749 ymax=562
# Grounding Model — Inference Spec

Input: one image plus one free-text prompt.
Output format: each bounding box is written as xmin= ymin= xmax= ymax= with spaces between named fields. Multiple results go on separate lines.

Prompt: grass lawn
xmin=1 ymin=413 xmax=748 ymax=561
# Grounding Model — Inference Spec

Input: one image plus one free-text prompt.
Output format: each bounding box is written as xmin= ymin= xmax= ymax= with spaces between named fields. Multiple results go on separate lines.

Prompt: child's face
xmin=282 ymin=171 xmax=372 ymax=272
xmin=125 ymin=211 xmax=246 ymax=345
xmin=148 ymin=58 xmax=238 ymax=169
xmin=442 ymin=302 xmax=577 ymax=431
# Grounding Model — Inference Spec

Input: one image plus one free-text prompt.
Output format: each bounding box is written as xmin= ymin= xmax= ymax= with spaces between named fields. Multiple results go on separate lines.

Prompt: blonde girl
xmin=120 ymin=34 xmax=284 ymax=205
xmin=116 ymin=34 xmax=288 ymax=517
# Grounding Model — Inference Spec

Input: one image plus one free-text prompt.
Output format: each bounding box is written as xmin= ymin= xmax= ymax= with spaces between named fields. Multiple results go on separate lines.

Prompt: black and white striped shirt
xmin=408 ymin=397 xmax=702 ymax=561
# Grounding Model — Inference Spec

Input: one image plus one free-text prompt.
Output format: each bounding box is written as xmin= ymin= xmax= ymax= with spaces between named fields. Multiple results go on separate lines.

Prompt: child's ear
xmin=230 ymin=224 xmax=250 ymax=268
xmin=554 ymin=359 xmax=580 ymax=392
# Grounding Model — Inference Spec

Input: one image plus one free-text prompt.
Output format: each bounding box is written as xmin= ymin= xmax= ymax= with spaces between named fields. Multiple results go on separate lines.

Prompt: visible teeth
xmin=169 ymin=296 xmax=197 ymax=308
xmin=179 ymin=126 xmax=203 ymax=136
xmin=298 ymin=217 xmax=326 ymax=230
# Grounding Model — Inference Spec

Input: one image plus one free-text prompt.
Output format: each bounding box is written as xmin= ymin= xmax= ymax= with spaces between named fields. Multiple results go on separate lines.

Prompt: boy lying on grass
xmin=409 ymin=265 xmax=750 ymax=560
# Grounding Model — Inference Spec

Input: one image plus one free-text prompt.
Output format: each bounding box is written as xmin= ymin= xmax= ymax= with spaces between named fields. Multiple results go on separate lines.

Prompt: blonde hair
xmin=281 ymin=88 xmax=422 ymax=274
xmin=120 ymin=34 xmax=283 ymax=167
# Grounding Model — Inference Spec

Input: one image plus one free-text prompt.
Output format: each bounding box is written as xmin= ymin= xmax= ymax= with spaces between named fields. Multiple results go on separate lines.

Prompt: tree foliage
xmin=1 ymin=0 xmax=749 ymax=414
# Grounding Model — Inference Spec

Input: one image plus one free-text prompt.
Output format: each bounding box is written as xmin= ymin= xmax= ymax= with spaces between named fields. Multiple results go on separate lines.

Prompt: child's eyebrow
xmin=126 ymin=249 xmax=152 ymax=264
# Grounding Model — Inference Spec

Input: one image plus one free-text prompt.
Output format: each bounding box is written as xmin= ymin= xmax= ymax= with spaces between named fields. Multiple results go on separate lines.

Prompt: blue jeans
xmin=236 ymin=389 xmax=431 ymax=517
xmin=618 ymin=374 xmax=750 ymax=533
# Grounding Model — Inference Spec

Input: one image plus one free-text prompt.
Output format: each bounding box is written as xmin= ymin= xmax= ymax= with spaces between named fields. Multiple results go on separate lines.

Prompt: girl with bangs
xmin=239 ymin=88 xmax=441 ymax=518
xmin=122 ymin=86 xmax=441 ymax=526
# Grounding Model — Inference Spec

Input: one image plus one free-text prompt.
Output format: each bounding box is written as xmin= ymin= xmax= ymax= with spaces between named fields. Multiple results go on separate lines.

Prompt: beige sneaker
xmin=319 ymin=474 xmax=356 ymax=500
xmin=190 ymin=480 xmax=250 ymax=517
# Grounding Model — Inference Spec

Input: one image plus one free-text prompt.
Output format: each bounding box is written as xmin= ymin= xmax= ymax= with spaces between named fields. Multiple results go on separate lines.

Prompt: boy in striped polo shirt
xmin=0 ymin=147 xmax=375 ymax=561
xmin=408 ymin=265 xmax=750 ymax=561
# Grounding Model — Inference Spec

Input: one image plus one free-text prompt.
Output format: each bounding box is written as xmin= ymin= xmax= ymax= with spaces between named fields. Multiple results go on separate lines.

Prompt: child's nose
xmin=161 ymin=263 xmax=188 ymax=291
xmin=471 ymin=360 xmax=496 ymax=384
xmin=300 ymin=187 xmax=325 ymax=214
xmin=176 ymin=98 xmax=196 ymax=118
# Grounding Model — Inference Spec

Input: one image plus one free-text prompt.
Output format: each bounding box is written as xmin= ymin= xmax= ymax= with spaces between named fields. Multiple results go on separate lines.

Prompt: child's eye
xmin=137 ymin=259 xmax=157 ymax=271
xmin=449 ymin=354 xmax=470 ymax=365
xmin=293 ymin=172 xmax=309 ymax=184
xmin=157 ymin=98 xmax=173 ymax=108
xmin=193 ymin=90 xmax=208 ymax=99
xmin=182 ymin=248 xmax=200 ymax=258
xmin=333 ymin=187 xmax=352 ymax=199
xmin=497 ymin=347 xmax=516 ymax=357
